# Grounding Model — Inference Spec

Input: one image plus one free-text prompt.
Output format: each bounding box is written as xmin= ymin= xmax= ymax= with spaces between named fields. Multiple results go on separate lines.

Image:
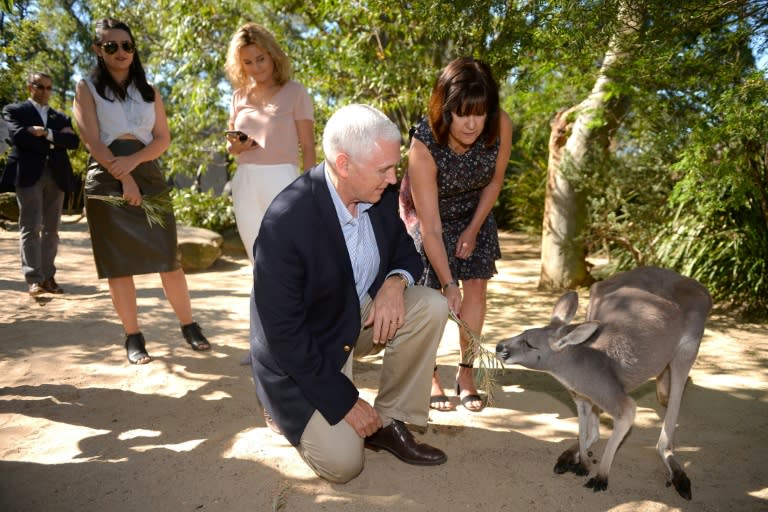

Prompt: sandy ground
xmin=0 ymin=216 xmax=766 ymax=512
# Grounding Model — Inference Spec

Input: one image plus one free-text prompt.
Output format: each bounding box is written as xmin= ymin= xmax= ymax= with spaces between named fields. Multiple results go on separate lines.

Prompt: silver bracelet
xmin=441 ymin=280 xmax=458 ymax=292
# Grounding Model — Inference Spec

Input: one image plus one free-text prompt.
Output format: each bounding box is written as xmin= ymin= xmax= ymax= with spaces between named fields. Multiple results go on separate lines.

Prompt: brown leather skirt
xmin=84 ymin=139 xmax=180 ymax=279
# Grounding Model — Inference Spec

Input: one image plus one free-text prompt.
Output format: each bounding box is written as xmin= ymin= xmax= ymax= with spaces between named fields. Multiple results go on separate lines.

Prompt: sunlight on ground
xmin=691 ymin=374 xmax=768 ymax=395
xmin=608 ymin=502 xmax=676 ymax=512
xmin=480 ymin=408 xmax=575 ymax=440
xmin=0 ymin=415 xmax=109 ymax=464
xmin=315 ymin=494 xmax=408 ymax=508
xmin=199 ymin=390 xmax=233 ymax=400
xmin=117 ymin=429 xmax=161 ymax=440
xmin=130 ymin=438 xmax=206 ymax=453
xmin=223 ymin=428 xmax=316 ymax=479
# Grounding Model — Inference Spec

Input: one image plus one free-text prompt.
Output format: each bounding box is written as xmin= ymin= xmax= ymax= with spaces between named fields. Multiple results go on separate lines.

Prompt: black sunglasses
xmin=100 ymin=41 xmax=136 ymax=55
xmin=31 ymin=83 xmax=53 ymax=91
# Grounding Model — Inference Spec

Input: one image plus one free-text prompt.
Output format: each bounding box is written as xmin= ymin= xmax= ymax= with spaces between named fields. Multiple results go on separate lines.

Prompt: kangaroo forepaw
xmin=553 ymin=460 xmax=589 ymax=476
xmin=668 ymin=469 xmax=692 ymax=500
xmin=554 ymin=449 xmax=588 ymax=475
xmin=585 ymin=475 xmax=608 ymax=492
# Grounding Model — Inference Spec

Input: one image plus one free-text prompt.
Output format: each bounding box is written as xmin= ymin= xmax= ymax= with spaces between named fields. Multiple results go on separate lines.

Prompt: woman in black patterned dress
xmin=400 ymin=57 xmax=512 ymax=411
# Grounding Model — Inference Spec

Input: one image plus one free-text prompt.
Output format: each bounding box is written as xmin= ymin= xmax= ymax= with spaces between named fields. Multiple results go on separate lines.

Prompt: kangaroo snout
xmin=495 ymin=341 xmax=511 ymax=362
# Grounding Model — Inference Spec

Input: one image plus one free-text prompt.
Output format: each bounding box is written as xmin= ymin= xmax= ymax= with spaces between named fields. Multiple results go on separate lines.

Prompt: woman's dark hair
xmin=427 ymin=57 xmax=500 ymax=147
xmin=90 ymin=18 xmax=155 ymax=103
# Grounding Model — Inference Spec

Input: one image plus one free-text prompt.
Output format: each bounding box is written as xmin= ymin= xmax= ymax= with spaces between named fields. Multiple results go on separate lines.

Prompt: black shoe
xmin=181 ymin=322 xmax=211 ymax=351
xmin=28 ymin=283 xmax=44 ymax=296
xmin=41 ymin=277 xmax=63 ymax=294
xmin=364 ymin=420 xmax=446 ymax=466
xmin=125 ymin=332 xmax=151 ymax=365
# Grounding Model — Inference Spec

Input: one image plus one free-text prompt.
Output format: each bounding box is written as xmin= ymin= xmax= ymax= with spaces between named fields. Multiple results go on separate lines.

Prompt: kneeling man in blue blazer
xmin=250 ymin=104 xmax=449 ymax=483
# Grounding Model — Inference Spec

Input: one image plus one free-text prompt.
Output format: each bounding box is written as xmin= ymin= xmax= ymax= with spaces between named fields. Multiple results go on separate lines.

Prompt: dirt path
xmin=1 ymin=217 xmax=766 ymax=511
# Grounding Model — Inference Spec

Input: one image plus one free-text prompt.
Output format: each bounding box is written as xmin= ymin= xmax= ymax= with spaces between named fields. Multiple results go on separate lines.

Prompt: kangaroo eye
xmin=523 ymin=340 xmax=537 ymax=350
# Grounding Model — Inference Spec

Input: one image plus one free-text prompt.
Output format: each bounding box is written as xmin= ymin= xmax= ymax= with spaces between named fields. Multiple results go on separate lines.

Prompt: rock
xmin=176 ymin=224 xmax=223 ymax=272
xmin=0 ymin=192 xmax=19 ymax=221
xmin=220 ymin=226 xmax=247 ymax=258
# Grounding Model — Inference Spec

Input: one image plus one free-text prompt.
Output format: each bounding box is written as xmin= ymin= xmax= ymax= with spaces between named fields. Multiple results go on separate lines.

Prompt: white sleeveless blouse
xmin=84 ymin=78 xmax=155 ymax=146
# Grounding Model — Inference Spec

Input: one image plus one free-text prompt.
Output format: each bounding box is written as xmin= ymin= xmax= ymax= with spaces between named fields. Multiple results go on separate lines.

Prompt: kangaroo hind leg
xmin=657 ymin=327 xmax=701 ymax=500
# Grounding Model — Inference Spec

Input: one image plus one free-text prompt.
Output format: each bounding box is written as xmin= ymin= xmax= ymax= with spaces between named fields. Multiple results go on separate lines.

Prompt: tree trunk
xmin=539 ymin=107 xmax=591 ymax=290
xmin=539 ymin=0 xmax=641 ymax=290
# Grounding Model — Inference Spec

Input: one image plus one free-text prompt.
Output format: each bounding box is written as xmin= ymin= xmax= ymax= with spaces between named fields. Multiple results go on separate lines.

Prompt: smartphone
xmin=225 ymin=130 xmax=249 ymax=142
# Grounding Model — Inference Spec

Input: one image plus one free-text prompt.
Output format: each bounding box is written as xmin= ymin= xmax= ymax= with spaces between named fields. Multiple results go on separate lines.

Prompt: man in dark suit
xmin=3 ymin=72 xmax=79 ymax=295
xmin=250 ymin=104 xmax=449 ymax=483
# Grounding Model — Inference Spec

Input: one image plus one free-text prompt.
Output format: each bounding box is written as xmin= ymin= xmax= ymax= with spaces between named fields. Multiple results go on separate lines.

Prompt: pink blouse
xmin=229 ymin=80 xmax=314 ymax=166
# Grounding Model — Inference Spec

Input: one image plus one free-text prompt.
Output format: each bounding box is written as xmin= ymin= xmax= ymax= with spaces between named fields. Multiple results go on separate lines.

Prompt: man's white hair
xmin=322 ymin=104 xmax=401 ymax=164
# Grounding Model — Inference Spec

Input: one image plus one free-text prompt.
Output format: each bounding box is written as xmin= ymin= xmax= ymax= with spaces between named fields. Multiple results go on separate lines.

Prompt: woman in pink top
xmin=224 ymin=22 xmax=316 ymax=261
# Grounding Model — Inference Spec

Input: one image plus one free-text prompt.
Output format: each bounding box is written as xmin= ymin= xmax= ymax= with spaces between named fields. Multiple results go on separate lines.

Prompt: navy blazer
xmin=250 ymin=162 xmax=423 ymax=445
xmin=2 ymin=100 xmax=79 ymax=191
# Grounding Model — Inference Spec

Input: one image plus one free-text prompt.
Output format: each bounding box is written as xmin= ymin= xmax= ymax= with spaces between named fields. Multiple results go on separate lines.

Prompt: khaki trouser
xmin=297 ymin=285 xmax=447 ymax=483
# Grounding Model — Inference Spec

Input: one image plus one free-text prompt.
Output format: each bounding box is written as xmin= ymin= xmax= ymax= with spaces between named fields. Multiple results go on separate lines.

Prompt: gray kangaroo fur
xmin=495 ymin=266 xmax=712 ymax=500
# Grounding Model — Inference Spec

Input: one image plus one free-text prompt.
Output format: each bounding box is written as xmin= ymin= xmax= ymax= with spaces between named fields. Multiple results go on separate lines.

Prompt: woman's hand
xmin=443 ymin=284 xmax=462 ymax=315
xmin=108 ymin=154 xmax=140 ymax=180
xmin=120 ymin=175 xmax=142 ymax=206
xmin=226 ymin=133 xmax=258 ymax=155
xmin=455 ymin=233 xmax=477 ymax=260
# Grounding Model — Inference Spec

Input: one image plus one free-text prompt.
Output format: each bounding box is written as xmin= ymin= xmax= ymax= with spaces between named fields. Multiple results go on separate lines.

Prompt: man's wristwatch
xmin=390 ymin=272 xmax=410 ymax=289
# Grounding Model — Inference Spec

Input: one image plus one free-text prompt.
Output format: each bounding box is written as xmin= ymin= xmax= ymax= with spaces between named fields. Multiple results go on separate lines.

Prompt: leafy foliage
xmin=653 ymin=74 xmax=768 ymax=314
xmin=2 ymin=0 xmax=767 ymax=310
xmin=170 ymin=188 xmax=236 ymax=234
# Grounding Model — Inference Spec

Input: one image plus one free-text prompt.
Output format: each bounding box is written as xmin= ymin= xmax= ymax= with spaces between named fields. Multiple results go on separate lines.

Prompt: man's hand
xmin=364 ymin=276 xmax=406 ymax=344
xmin=343 ymin=398 xmax=382 ymax=438
xmin=27 ymin=126 xmax=47 ymax=137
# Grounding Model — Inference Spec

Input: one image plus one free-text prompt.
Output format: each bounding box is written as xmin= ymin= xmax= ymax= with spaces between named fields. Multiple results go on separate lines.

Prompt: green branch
xmin=448 ymin=310 xmax=505 ymax=405
xmin=88 ymin=194 xmax=172 ymax=229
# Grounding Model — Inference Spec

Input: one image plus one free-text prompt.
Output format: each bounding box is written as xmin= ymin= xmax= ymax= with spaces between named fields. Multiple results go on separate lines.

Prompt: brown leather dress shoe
xmin=28 ymin=283 xmax=44 ymax=296
xmin=41 ymin=277 xmax=63 ymax=294
xmin=364 ymin=419 xmax=446 ymax=466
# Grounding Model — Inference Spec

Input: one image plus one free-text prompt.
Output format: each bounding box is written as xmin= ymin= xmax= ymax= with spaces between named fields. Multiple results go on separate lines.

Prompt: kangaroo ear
xmin=551 ymin=321 xmax=600 ymax=352
xmin=551 ymin=291 xmax=579 ymax=326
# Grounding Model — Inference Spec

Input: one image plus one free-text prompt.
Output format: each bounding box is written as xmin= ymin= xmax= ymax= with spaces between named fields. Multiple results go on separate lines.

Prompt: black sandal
xmin=455 ymin=362 xmax=485 ymax=412
xmin=125 ymin=332 xmax=151 ymax=365
xmin=430 ymin=365 xmax=455 ymax=411
xmin=181 ymin=322 xmax=211 ymax=351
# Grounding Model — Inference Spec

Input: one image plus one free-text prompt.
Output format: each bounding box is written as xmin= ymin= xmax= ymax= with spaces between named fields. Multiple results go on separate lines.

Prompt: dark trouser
xmin=16 ymin=166 xmax=64 ymax=284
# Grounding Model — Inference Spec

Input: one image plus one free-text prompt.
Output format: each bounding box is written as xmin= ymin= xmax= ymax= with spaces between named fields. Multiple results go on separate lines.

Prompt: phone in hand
xmin=225 ymin=130 xmax=249 ymax=142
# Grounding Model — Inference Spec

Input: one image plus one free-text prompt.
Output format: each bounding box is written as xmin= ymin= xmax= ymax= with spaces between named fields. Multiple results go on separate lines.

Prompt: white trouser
xmin=231 ymin=163 xmax=299 ymax=262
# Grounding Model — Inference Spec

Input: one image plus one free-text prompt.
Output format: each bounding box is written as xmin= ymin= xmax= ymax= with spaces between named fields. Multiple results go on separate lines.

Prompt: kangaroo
xmin=495 ymin=266 xmax=711 ymax=500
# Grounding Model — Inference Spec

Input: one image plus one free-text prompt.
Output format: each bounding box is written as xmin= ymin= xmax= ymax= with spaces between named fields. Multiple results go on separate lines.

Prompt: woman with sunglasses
xmin=73 ymin=17 xmax=211 ymax=365
xmin=224 ymin=22 xmax=316 ymax=262
xmin=399 ymin=57 xmax=513 ymax=412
